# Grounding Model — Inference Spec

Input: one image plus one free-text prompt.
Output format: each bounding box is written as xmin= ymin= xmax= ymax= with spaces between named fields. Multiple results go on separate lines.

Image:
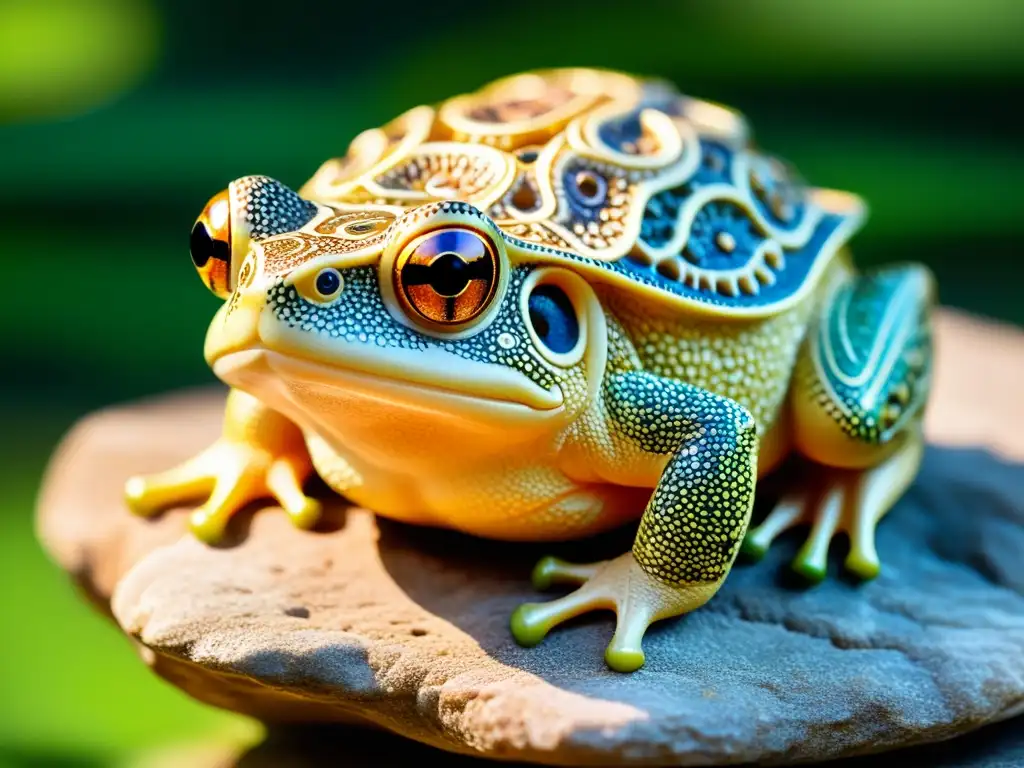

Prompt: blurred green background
xmin=1 ymin=0 xmax=1021 ymax=765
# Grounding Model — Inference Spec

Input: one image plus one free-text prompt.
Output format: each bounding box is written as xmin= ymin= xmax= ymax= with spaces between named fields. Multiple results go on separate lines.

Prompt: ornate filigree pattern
xmin=375 ymin=148 xmax=510 ymax=203
xmin=288 ymin=68 xmax=865 ymax=316
xmin=260 ymin=207 xmax=395 ymax=276
xmin=436 ymin=68 xmax=642 ymax=150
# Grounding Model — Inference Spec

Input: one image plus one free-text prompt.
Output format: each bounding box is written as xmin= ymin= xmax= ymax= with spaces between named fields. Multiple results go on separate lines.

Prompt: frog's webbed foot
xmin=124 ymin=390 xmax=321 ymax=543
xmin=511 ymin=552 xmax=717 ymax=673
xmin=742 ymin=428 xmax=924 ymax=581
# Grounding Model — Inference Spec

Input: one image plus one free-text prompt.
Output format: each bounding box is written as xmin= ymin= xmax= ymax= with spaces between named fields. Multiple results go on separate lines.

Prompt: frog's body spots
xmin=607 ymin=267 xmax=828 ymax=437
xmin=606 ymin=371 xmax=758 ymax=584
xmin=125 ymin=68 xmax=935 ymax=673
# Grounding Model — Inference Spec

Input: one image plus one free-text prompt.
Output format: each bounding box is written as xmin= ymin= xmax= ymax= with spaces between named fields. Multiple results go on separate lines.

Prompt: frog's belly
xmin=224 ymin=349 xmax=643 ymax=540
xmin=305 ymin=421 xmax=791 ymax=542
xmin=304 ymin=430 xmax=648 ymax=541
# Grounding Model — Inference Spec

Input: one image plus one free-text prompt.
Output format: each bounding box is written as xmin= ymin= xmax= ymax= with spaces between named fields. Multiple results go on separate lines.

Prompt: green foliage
xmin=0 ymin=440 xmax=257 ymax=766
xmin=0 ymin=0 xmax=159 ymax=123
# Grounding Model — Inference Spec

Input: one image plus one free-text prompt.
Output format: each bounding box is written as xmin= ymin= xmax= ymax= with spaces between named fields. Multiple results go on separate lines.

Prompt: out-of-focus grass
xmin=0 ymin=421 xmax=258 ymax=767
xmin=0 ymin=232 xmax=217 ymax=401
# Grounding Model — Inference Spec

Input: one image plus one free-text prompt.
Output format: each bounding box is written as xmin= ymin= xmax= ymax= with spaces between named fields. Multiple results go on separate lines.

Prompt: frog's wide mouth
xmin=212 ymin=343 xmax=565 ymax=414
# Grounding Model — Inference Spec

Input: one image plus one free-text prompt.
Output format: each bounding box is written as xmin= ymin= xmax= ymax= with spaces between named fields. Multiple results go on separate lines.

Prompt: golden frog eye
xmin=190 ymin=189 xmax=233 ymax=298
xmin=394 ymin=227 xmax=500 ymax=328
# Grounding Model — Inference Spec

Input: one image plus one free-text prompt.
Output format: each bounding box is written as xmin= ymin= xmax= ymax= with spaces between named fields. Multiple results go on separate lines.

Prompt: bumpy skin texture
xmin=606 ymin=373 xmax=758 ymax=584
xmin=794 ymin=264 xmax=933 ymax=452
xmin=125 ymin=68 xmax=935 ymax=672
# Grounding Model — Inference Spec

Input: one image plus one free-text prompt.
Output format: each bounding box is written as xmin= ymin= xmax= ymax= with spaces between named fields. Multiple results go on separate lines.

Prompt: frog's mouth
xmin=213 ymin=344 xmax=564 ymax=416
xmin=204 ymin=288 xmax=566 ymax=426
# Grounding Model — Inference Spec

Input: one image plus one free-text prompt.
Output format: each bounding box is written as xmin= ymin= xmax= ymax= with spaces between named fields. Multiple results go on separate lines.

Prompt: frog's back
xmin=300 ymin=67 xmax=866 ymax=321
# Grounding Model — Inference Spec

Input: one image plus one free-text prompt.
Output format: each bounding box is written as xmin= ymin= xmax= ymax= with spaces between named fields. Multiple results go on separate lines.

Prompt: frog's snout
xmin=203 ymin=270 xmax=268 ymax=367
xmin=189 ymin=175 xmax=318 ymax=300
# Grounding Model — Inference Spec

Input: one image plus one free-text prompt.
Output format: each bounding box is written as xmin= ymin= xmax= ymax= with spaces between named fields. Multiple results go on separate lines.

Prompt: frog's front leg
xmin=511 ymin=373 xmax=758 ymax=672
xmin=124 ymin=389 xmax=321 ymax=542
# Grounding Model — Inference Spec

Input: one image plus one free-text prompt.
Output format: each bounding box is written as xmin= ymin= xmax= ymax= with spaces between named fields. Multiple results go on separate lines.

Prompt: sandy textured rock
xmin=36 ymin=309 xmax=1024 ymax=766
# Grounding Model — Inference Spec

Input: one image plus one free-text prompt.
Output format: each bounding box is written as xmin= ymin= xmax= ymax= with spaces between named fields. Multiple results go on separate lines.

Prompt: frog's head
xmin=192 ymin=177 xmax=608 ymax=464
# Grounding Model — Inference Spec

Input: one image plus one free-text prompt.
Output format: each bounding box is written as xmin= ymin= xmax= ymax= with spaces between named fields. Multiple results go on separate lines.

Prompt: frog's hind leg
xmin=743 ymin=263 xmax=934 ymax=581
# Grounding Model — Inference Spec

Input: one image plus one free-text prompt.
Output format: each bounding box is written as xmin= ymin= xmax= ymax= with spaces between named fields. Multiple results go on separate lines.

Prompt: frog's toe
xmin=510 ymin=582 xmax=651 ymax=673
xmin=530 ymin=555 xmax=606 ymax=590
xmin=512 ymin=553 xmax=718 ymax=672
xmin=266 ymin=458 xmax=323 ymax=530
xmin=124 ymin=454 xmax=214 ymax=518
xmin=604 ymin=605 xmax=653 ymax=673
xmin=845 ymin=546 xmax=881 ymax=581
xmin=744 ymin=471 xmax=887 ymax=583
xmin=187 ymin=463 xmax=256 ymax=543
xmin=790 ymin=486 xmax=843 ymax=583
xmin=510 ymin=587 xmax=607 ymax=648
xmin=513 ymin=555 xmax=614 ymax=647
xmin=189 ymin=506 xmax=233 ymax=544
xmin=742 ymin=493 xmax=805 ymax=561
xmin=605 ymin=644 xmax=646 ymax=674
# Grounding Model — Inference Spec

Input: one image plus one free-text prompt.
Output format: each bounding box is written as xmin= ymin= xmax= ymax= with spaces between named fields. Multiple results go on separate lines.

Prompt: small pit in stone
xmin=284 ymin=606 xmax=310 ymax=619
xmin=410 ymin=628 xmax=428 ymax=637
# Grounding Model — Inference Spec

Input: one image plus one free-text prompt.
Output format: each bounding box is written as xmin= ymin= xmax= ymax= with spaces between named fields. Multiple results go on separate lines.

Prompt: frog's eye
xmin=528 ymin=284 xmax=579 ymax=354
xmin=393 ymin=227 xmax=500 ymax=328
xmin=190 ymin=176 xmax=317 ymax=299
xmin=520 ymin=267 xmax=588 ymax=367
xmin=190 ymin=189 xmax=234 ymax=298
xmin=294 ymin=266 xmax=344 ymax=306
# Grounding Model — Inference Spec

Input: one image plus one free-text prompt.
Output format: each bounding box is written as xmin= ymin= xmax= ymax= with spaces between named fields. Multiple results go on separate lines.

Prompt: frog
xmin=124 ymin=68 xmax=934 ymax=672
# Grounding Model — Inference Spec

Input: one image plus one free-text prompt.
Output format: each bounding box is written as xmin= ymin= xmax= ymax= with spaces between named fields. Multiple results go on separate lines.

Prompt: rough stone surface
xmin=131 ymin=717 xmax=1024 ymax=768
xmin=36 ymin=309 xmax=1024 ymax=766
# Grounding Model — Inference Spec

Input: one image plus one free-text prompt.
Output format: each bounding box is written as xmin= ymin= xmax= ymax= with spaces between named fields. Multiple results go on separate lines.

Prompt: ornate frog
xmin=125 ymin=68 xmax=934 ymax=672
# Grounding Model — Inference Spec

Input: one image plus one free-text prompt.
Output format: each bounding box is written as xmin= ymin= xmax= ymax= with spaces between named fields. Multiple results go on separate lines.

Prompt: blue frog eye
xmin=527 ymin=284 xmax=579 ymax=355
xmin=315 ymin=268 xmax=342 ymax=299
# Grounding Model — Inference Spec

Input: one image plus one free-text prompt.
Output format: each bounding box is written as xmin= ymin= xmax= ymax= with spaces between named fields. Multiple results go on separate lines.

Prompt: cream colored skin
xmin=125 ymin=68 xmax=934 ymax=672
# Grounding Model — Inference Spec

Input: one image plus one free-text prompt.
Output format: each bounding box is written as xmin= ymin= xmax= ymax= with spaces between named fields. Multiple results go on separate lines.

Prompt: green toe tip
xmin=189 ymin=515 xmax=226 ymax=545
xmin=530 ymin=556 xmax=560 ymax=591
xmin=792 ymin=558 xmax=827 ymax=584
xmin=123 ymin=478 xmax=152 ymax=517
xmin=510 ymin=604 xmax=548 ymax=648
xmin=605 ymin=646 xmax=645 ymax=673
xmin=740 ymin=536 xmax=768 ymax=561
xmin=845 ymin=555 xmax=881 ymax=581
xmin=290 ymin=499 xmax=323 ymax=530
